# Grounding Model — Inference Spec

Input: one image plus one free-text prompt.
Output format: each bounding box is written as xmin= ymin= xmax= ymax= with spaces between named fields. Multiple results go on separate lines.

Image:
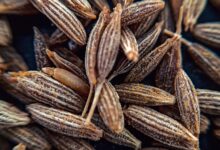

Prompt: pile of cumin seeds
xmin=0 ymin=0 xmax=220 ymax=150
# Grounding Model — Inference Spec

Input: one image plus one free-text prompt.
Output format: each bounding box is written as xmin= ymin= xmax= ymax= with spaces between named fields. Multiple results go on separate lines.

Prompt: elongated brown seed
xmin=124 ymin=105 xmax=198 ymax=150
xmin=188 ymin=43 xmax=220 ymax=85
xmin=0 ymin=126 xmax=51 ymax=150
xmin=29 ymin=0 xmax=86 ymax=45
xmin=175 ymin=69 xmax=200 ymax=137
xmin=0 ymin=100 xmax=30 ymax=129
xmin=115 ymin=83 xmax=175 ymax=106
xmin=121 ymin=0 xmax=165 ymax=26
xmin=27 ymin=103 xmax=103 ymax=141
xmin=197 ymin=89 xmax=220 ymax=115
xmin=125 ymin=35 xmax=179 ymax=83
xmin=97 ymin=81 xmax=124 ymax=133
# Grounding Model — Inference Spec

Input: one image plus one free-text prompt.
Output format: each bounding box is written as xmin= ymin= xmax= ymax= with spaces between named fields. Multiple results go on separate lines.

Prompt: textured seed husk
xmin=46 ymin=131 xmax=95 ymax=150
xmin=188 ymin=43 xmax=220 ymax=85
xmin=0 ymin=100 xmax=30 ymax=129
xmin=124 ymin=105 xmax=198 ymax=150
xmin=33 ymin=27 xmax=53 ymax=70
xmin=175 ymin=69 xmax=200 ymax=137
xmin=42 ymin=67 xmax=89 ymax=97
xmin=46 ymin=49 xmax=87 ymax=82
xmin=115 ymin=83 xmax=175 ymax=106
xmin=0 ymin=126 xmax=51 ymax=150
xmin=121 ymin=0 xmax=165 ymax=26
xmin=13 ymin=143 xmax=26 ymax=150
xmin=110 ymin=21 xmax=163 ymax=79
xmin=63 ymin=0 xmax=96 ymax=19
xmin=197 ymin=89 xmax=220 ymax=115
xmin=29 ymin=0 xmax=86 ymax=45
xmin=112 ymin=0 xmax=133 ymax=7
xmin=155 ymin=39 xmax=182 ymax=94
xmin=0 ymin=0 xmax=37 ymax=15
xmin=125 ymin=35 xmax=179 ymax=83
xmin=120 ymin=26 xmax=138 ymax=62
xmin=97 ymin=81 xmax=124 ymax=133
xmin=48 ymin=29 xmax=69 ymax=46
xmin=89 ymin=0 xmax=110 ymax=11
xmin=97 ymin=4 xmax=122 ymax=81
xmin=0 ymin=17 xmax=12 ymax=46
xmin=27 ymin=103 xmax=103 ymax=141
xmin=193 ymin=23 xmax=220 ymax=48
xmin=213 ymin=118 xmax=220 ymax=127
xmin=92 ymin=115 xmax=141 ymax=150
xmin=200 ymin=115 xmax=210 ymax=134
xmin=85 ymin=8 xmax=110 ymax=85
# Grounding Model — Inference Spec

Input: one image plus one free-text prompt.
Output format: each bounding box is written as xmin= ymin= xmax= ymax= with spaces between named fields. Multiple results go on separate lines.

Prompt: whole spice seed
xmin=13 ymin=143 xmax=26 ymax=150
xmin=193 ymin=23 xmax=220 ymax=48
xmin=29 ymin=0 xmax=87 ymax=45
xmin=92 ymin=115 xmax=141 ymax=150
xmin=115 ymin=83 xmax=175 ymax=106
xmin=125 ymin=35 xmax=179 ymax=83
xmin=89 ymin=0 xmax=110 ymax=11
xmin=121 ymin=0 xmax=165 ymax=26
xmin=0 ymin=126 xmax=51 ymax=150
xmin=27 ymin=103 xmax=103 ymax=141
xmin=124 ymin=105 xmax=198 ymax=150
xmin=10 ymin=71 xmax=85 ymax=113
xmin=197 ymin=89 xmax=220 ymax=115
xmin=97 ymin=81 xmax=124 ymax=133
xmin=46 ymin=131 xmax=95 ymax=150
xmin=0 ymin=100 xmax=30 ymax=129
xmin=175 ymin=69 xmax=200 ymax=137
xmin=0 ymin=17 xmax=12 ymax=46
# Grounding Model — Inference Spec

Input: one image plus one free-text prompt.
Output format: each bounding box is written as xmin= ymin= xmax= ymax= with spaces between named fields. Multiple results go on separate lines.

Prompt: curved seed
xmin=175 ymin=69 xmax=200 ymax=137
xmin=0 ymin=126 xmax=51 ymax=150
xmin=115 ymin=83 xmax=175 ymax=106
xmin=121 ymin=0 xmax=165 ymax=26
xmin=188 ymin=43 xmax=220 ymax=85
xmin=124 ymin=105 xmax=198 ymax=150
xmin=0 ymin=17 xmax=12 ymax=46
xmin=29 ymin=0 xmax=86 ymax=45
xmin=27 ymin=103 xmax=103 ymax=141
xmin=0 ymin=100 xmax=30 ymax=129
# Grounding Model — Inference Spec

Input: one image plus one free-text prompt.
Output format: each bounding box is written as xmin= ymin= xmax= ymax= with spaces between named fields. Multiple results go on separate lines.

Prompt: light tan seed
xmin=124 ymin=105 xmax=198 ymax=150
xmin=0 ymin=126 xmax=51 ymax=150
xmin=175 ymin=69 xmax=200 ymax=137
xmin=13 ymin=143 xmax=26 ymax=150
xmin=89 ymin=0 xmax=110 ymax=11
xmin=188 ymin=43 xmax=220 ymax=85
xmin=0 ymin=100 xmax=30 ymax=129
xmin=29 ymin=0 xmax=86 ymax=45
xmin=27 ymin=103 xmax=103 ymax=141
xmin=97 ymin=81 xmax=124 ymax=133
xmin=0 ymin=17 xmax=12 ymax=46
xmin=120 ymin=26 xmax=138 ymax=62
xmin=197 ymin=89 xmax=220 ymax=115
xmin=115 ymin=83 xmax=175 ymax=106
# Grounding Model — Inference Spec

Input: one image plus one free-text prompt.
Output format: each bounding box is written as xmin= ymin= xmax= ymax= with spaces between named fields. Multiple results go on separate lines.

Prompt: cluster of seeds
xmin=0 ymin=0 xmax=220 ymax=150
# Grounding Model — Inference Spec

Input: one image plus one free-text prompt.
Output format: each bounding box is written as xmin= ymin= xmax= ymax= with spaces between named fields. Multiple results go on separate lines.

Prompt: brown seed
xmin=42 ymin=67 xmax=90 ymax=97
xmin=188 ymin=43 xmax=220 ymax=85
xmin=197 ymin=89 xmax=220 ymax=115
xmin=63 ymin=0 xmax=96 ymax=19
xmin=46 ymin=131 xmax=95 ymax=150
xmin=124 ymin=105 xmax=198 ymax=150
xmin=112 ymin=0 xmax=133 ymax=7
xmin=193 ymin=23 xmax=220 ymax=48
xmin=175 ymin=69 xmax=200 ymax=137
xmin=200 ymin=115 xmax=210 ymax=134
xmin=0 ymin=17 xmax=12 ymax=46
xmin=89 ymin=0 xmax=110 ymax=11
xmin=92 ymin=115 xmax=141 ymax=150
xmin=33 ymin=27 xmax=53 ymax=70
xmin=29 ymin=0 xmax=87 ymax=45
xmin=10 ymin=71 xmax=85 ymax=113
xmin=0 ymin=126 xmax=51 ymax=150
xmin=121 ymin=0 xmax=165 ymax=26
xmin=0 ymin=100 xmax=30 ymax=129
xmin=170 ymin=0 xmax=183 ymax=23
xmin=13 ymin=143 xmax=26 ymax=150
xmin=115 ymin=83 xmax=175 ymax=106
xmin=27 ymin=103 xmax=103 ymax=141
xmin=125 ymin=35 xmax=179 ymax=83
xmin=97 ymin=81 xmax=124 ymax=133
xmin=48 ymin=29 xmax=69 ymax=46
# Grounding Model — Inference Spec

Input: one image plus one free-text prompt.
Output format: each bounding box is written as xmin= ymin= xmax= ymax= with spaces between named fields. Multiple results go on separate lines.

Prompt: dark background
xmin=0 ymin=0 xmax=220 ymax=149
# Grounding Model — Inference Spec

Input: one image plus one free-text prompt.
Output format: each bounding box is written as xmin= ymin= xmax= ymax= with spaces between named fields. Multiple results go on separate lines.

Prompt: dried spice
xmin=48 ymin=29 xmax=69 ymax=46
xmin=0 ymin=17 xmax=12 ymax=46
xmin=115 ymin=83 xmax=175 ymax=106
xmin=13 ymin=143 xmax=26 ymax=150
xmin=27 ymin=103 xmax=103 ymax=141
